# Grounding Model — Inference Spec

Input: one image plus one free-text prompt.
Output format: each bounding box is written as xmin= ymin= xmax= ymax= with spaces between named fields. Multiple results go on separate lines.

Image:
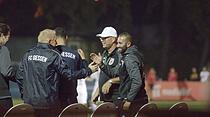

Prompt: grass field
xmin=13 ymin=98 xmax=208 ymax=112
xmin=151 ymin=101 xmax=208 ymax=111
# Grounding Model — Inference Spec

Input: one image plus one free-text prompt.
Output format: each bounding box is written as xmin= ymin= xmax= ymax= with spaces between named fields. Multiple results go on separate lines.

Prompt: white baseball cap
xmin=96 ymin=27 xmax=117 ymax=38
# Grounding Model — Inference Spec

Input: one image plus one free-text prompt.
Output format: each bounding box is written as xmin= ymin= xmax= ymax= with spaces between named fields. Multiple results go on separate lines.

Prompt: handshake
xmin=88 ymin=53 xmax=102 ymax=73
xmin=77 ymin=49 xmax=102 ymax=73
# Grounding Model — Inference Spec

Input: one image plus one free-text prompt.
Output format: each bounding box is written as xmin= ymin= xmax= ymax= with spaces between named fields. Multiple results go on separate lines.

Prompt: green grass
xmin=151 ymin=101 xmax=208 ymax=111
xmin=13 ymin=98 xmax=23 ymax=105
xmin=13 ymin=98 xmax=208 ymax=112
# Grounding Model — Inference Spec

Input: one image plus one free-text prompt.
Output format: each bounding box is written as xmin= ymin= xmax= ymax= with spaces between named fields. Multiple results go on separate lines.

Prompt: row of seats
xmin=2 ymin=102 xmax=189 ymax=117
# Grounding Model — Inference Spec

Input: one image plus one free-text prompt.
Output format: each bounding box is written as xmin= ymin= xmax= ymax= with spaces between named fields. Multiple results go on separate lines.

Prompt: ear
xmin=127 ymin=41 xmax=131 ymax=47
xmin=48 ymin=39 xmax=51 ymax=43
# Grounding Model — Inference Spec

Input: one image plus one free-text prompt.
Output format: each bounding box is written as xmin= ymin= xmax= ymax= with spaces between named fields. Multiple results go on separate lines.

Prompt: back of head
xmin=38 ymin=29 xmax=55 ymax=43
xmin=55 ymin=27 xmax=68 ymax=39
xmin=0 ymin=23 xmax=10 ymax=36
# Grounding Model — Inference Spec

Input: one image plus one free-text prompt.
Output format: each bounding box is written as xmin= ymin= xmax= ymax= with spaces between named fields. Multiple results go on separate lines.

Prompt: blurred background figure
xmin=89 ymin=70 xmax=100 ymax=111
xmin=167 ymin=67 xmax=178 ymax=81
xmin=146 ymin=67 xmax=157 ymax=90
xmin=77 ymin=79 xmax=88 ymax=105
xmin=189 ymin=67 xmax=199 ymax=81
xmin=146 ymin=67 xmax=157 ymax=101
xmin=200 ymin=67 xmax=209 ymax=83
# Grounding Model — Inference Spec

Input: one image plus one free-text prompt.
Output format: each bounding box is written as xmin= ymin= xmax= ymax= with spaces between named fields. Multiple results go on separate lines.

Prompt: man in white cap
xmin=91 ymin=26 xmax=121 ymax=106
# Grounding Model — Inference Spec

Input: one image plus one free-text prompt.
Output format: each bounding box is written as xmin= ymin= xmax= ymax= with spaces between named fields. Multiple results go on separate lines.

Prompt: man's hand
xmin=91 ymin=94 xmax=99 ymax=104
xmin=90 ymin=53 xmax=102 ymax=65
xmin=88 ymin=62 xmax=98 ymax=73
xmin=123 ymin=101 xmax=131 ymax=111
xmin=77 ymin=49 xmax=85 ymax=59
xmin=102 ymin=80 xmax=112 ymax=94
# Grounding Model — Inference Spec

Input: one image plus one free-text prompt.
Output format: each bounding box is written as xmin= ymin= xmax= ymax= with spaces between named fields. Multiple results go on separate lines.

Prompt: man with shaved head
xmin=16 ymin=29 xmax=98 ymax=117
xmin=117 ymin=32 xmax=148 ymax=117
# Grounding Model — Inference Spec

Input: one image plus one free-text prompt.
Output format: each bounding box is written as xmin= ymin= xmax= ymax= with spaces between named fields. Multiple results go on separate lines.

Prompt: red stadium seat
xmin=3 ymin=103 xmax=35 ymax=117
xmin=135 ymin=102 xmax=158 ymax=117
xmin=90 ymin=102 xmax=118 ymax=117
xmin=58 ymin=103 xmax=89 ymax=117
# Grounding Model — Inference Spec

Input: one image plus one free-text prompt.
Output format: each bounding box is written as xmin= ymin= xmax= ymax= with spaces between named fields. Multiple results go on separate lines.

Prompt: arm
xmin=0 ymin=46 xmax=16 ymax=81
xmin=90 ymin=52 xmax=114 ymax=76
xmin=102 ymin=77 xmax=120 ymax=94
xmin=54 ymin=55 xmax=97 ymax=80
xmin=123 ymin=54 xmax=143 ymax=110
xmin=16 ymin=60 xmax=24 ymax=98
xmin=125 ymin=54 xmax=142 ymax=102
xmin=78 ymin=49 xmax=89 ymax=69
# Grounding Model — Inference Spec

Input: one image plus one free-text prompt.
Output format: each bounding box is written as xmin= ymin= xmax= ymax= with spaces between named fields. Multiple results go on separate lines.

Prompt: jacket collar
xmin=104 ymin=47 xmax=118 ymax=57
xmin=37 ymin=43 xmax=55 ymax=49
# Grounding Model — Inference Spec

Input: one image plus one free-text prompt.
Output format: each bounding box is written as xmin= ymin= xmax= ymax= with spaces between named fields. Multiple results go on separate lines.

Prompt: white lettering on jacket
xmin=61 ymin=52 xmax=76 ymax=59
xmin=28 ymin=55 xmax=48 ymax=62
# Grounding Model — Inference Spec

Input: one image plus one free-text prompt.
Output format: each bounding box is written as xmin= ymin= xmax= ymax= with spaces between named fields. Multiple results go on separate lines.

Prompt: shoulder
xmin=0 ymin=46 xmax=10 ymax=58
xmin=1 ymin=46 xmax=9 ymax=53
xmin=29 ymin=47 xmax=62 ymax=58
xmin=124 ymin=53 xmax=140 ymax=65
xmin=124 ymin=53 xmax=138 ymax=60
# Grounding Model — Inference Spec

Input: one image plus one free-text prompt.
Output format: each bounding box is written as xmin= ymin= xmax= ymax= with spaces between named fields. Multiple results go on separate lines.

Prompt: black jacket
xmin=99 ymin=48 xmax=121 ymax=101
xmin=118 ymin=45 xmax=148 ymax=102
xmin=16 ymin=43 xmax=92 ymax=108
xmin=56 ymin=45 xmax=88 ymax=100
xmin=0 ymin=45 xmax=16 ymax=99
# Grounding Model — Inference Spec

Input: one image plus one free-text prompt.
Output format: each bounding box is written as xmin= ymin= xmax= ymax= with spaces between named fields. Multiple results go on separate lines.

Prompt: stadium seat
xmin=135 ymin=102 xmax=158 ymax=117
xmin=169 ymin=102 xmax=189 ymax=112
xmin=90 ymin=102 xmax=118 ymax=117
xmin=169 ymin=102 xmax=189 ymax=117
xmin=0 ymin=105 xmax=7 ymax=117
xmin=3 ymin=103 xmax=35 ymax=117
xmin=58 ymin=103 xmax=89 ymax=117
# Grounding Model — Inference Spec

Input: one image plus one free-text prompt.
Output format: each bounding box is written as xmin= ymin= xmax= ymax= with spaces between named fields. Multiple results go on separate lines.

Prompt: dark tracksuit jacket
xmin=16 ymin=43 xmax=92 ymax=108
xmin=0 ymin=45 xmax=16 ymax=100
xmin=118 ymin=45 xmax=148 ymax=102
xmin=56 ymin=45 xmax=88 ymax=106
xmin=99 ymin=48 xmax=121 ymax=102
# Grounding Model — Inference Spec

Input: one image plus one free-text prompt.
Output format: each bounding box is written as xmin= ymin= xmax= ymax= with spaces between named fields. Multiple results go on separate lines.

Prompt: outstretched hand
xmin=77 ymin=48 xmax=85 ymax=59
xmin=88 ymin=62 xmax=98 ymax=73
xmin=90 ymin=53 xmax=102 ymax=65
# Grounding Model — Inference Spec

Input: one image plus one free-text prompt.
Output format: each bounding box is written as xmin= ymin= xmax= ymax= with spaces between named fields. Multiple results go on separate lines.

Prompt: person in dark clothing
xmin=116 ymin=32 xmax=148 ymax=117
xmin=0 ymin=23 xmax=16 ymax=117
xmin=16 ymin=29 xmax=98 ymax=117
xmin=91 ymin=27 xmax=121 ymax=105
xmin=54 ymin=27 xmax=88 ymax=109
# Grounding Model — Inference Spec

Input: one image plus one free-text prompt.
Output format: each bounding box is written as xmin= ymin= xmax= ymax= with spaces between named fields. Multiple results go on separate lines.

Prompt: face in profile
xmin=117 ymin=36 xmax=127 ymax=53
xmin=0 ymin=31 xmax=10 ymax=46
xmin=99 ymin=37 xmax=115 ymax=49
